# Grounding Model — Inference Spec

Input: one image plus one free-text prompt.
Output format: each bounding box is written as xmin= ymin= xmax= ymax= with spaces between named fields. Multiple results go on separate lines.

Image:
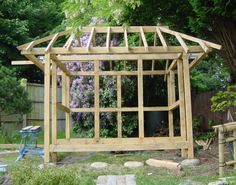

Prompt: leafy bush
xmin=0 ymin=65 xmax=32 ymax=127
xmin=9 ymin=163 xmax=86 ymax=185
xmin=211 ymin=85 xmax=236 ymax=113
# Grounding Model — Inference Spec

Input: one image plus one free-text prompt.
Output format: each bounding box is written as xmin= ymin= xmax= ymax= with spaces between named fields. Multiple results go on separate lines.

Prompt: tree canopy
xmin=0 ymin=0 xmax=64 ymax=82
xmin=63 ymin=0 xmax=234 ymax=85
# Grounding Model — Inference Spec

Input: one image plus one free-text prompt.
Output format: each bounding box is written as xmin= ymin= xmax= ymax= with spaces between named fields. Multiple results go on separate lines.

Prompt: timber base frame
xmin=12 ymin=26 xmax=222 ymax=163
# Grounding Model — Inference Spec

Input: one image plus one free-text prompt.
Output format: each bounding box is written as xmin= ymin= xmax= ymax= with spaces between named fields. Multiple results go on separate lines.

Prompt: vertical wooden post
xmin=138 ymin=59 xmax=144 ymax=138
xmin=233 ymin=130 xmax=236 ymax=169
xmin=65 ymin=75 xmax=70 ymax=140
xmin=167 ymin=70 xmax=175 ymax=137
xmin=117 ymin=75 xmax=122 ymax=138
xmin=94 ymin=60 xmax=100 ymax=139
xmin=51 ymin=60 xmax=57 ymax=162
xmin=219 ymin=130 xmax=225 ymax=177
xmin=62 ymin=72 xmax=66 ymax=138
xmin=44 ymin=53 xmax=51 ymax=163
xmin=177 ymin=59 xmax=187 ymax=157
xmin=182 ymin=53 xmax=194 ymax=158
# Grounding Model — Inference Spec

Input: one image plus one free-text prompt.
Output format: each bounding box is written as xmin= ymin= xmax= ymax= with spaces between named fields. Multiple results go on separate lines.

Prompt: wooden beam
xmin=140 ymin=27 xmax=148 ymax=51
xmin=24 ymin=55 xmax=44 ymax=71
xmin=76 ymin=28 xmax=81 ymax=47
xmin=51 ymin=60 xmax=57 ymax=146
xmin=94 ymin=60 xmax=100 ymax=139
xmin=26 ymin=41 xmax=35 ymax=51
xmin=81 ymin=26 xmax=170 ymax=33
xmin=151 ymin=32 xmax=157 ymax=78
xmin=58 ymin=53 xmax=180 ymax=61
xmin=164 ymin=60 xmax=169 ymax=81
xmin=167 ymin=59 xmax=178 ymax=72
xmin=169 ymin=100 xmax=180 ymax=111
xmin=44 ymin=53 xmax=51 ymax=163
xmin=156 ymin=27 xmax=168 ymax=51
xmin=56 ymin=136 xmax=185 ymax=145
xmin=117 ymin=75 xmax=122 ymax=138
xmin=138 ymin=59 xmax=144 ymax=138
xmin=65 ymin=75 xmax=70 ymax=140
xmin=21 ymin=46 xmax=205 ymax=55
xmin=18 ymin=29 xmax=71 ymax=50
xmin=219 ymin=131 xmax=225 ymax=177
xmin=57 ymin=70 xmax=167 ymax=76
xmin=124 ymin=27 xmax=129 ymax=51
xmin=182 ymin=53 xmax=194 ymax=158
xmin=199 ymin=41 xmax=209 ymax=53
xmin=177 ymin=59 xmax=188 ymax=157
xmin=159 ymin=26 xmax=222 ymax=50
xmin=57 ymin=103 xmax=70 ymax=113
xmin=189 ymin=52 xmax=206 ymax=70
xmin=50 ymin=141 xmax=188 ymax=152
xmin=86 ymin=27 xmax=95 ymax=52
xmin=65 ymin=34 xmax=74 ymax=50
xmin=106 ymin=27 xmax=111 ymax=52
xmin=45 ymin=33 xmax=59 ymax=53
xmin=143 ymin=107 xmax=169 ymax=111
xmin=175 ymin=33 xmax=189 ymax=53
xmin=51 ymin=55 xmax=70 ymax=76
xmin=167 ymin=71 xmax=175 ymax=138
xmin=11 ymin=60 xmax=34 ymax=65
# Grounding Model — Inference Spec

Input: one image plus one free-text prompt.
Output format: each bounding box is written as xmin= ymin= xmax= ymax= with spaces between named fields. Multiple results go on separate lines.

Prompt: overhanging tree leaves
xmin=0 ymin=0 xmax=64 ymax=82
xmin=64 ymin=0 xmax=235 ymax=83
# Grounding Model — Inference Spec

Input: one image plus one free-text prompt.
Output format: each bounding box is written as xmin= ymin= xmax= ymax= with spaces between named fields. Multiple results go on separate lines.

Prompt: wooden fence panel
xmin=1 ymin=83 xmax=66 ymax=133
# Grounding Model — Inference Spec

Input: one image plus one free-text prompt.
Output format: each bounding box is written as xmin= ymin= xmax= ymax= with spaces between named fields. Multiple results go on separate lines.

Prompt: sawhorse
xmin=16 ymin=126 xmax=44 ymax=161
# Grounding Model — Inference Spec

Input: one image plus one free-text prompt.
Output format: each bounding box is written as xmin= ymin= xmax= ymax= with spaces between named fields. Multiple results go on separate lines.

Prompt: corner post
xmin=182 ymin=52 xmax=194 ymax=158
xmin=51 ymin=59 xmax=58 ymax=162
xmin=44 ymin=53 xmax=51 ymax=163
xmin=177 ymin=59 xmax=187 ymax=157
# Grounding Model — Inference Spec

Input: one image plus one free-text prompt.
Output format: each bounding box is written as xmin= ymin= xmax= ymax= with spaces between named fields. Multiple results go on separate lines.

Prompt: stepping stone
xmin=38 ymin=163 xmax=56 ymax=169
xmin=124 ymin=161 xmax=143 ymax=168
xmin=91 ymin=162 xmax=108 ymax=169
xmin=97 ymin=174 xmax=136 ymax=185
xmin=181 ymin=159 xmax=200 ymax=167
xmin=208 ymin=180 xmax=228 ymax=185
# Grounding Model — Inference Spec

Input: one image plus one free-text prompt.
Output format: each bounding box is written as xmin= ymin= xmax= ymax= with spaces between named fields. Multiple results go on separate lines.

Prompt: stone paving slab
xmin=97 ymin=174 xmax=136 ymax=185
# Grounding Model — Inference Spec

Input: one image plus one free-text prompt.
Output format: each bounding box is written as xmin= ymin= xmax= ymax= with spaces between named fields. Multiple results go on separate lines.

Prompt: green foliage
xmin=9 ymin=164 xmax=84 ymax=185
xmin=63 ymin=0 xmax=142 ymax=28
xmin=0 ymin=0 xmax=64 ymax=82
xmin=0 ymin=65 xmax=32 ymax=116
xmin=211 ymin=85 xmax=236 ymax=112
xmin=0 ymin=130 xmax=21 ymax=144
xmin=191 ymin=55 xmax=230 ymax=92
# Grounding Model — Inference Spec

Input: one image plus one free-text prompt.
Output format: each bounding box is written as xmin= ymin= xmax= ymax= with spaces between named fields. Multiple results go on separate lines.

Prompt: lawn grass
xmin=3 ymin=151 xmax=224 ymax=185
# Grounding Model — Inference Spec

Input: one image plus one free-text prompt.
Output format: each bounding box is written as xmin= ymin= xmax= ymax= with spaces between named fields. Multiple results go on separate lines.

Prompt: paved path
xmin=97 ymin=174 xmax=136 ymax=185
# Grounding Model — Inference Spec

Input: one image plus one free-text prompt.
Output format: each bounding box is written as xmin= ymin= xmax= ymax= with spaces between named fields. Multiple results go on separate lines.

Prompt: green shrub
xmin=211 ymin=85 xmax=236 ymax=113
xmin=9 ymin=163 xmax=86 ymax=185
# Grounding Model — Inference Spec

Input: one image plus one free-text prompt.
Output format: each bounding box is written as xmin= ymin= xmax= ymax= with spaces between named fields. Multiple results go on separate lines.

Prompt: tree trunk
xmin=210 ymin=16 xmax=236 ymax=83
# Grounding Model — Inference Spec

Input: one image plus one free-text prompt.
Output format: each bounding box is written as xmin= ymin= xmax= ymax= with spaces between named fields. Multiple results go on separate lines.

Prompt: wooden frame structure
xmin=13 ymin=26 xmax=221 ymax=163
xmin=213 ymin=122 xmax=236 ymax=177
